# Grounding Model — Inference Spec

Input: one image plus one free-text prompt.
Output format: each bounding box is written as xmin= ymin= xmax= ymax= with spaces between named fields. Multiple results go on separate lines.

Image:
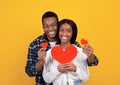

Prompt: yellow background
xmin=0 ymin=0 xmax=120 ymax=85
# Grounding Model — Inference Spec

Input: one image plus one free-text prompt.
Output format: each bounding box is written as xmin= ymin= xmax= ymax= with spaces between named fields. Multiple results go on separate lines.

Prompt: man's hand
xmin=36 ymin=48 xmax=46 ymax=71
xmin=38 ymin=48 xmax=46 ymax=61
xmin=82 ymin=44 xmax=95 ymax=63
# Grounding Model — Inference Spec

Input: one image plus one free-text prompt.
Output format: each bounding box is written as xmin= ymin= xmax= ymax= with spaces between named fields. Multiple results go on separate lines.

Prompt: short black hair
xmin=42 ymin=11 xmax=59 ymax=24
xmin=56 ymin=19 xmax=78 ymax=44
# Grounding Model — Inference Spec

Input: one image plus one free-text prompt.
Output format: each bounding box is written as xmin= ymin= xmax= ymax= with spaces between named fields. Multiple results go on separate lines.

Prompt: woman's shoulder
xmin=72 ymin=44 xmax=82 ymax=51
xmin=47 ymin=45 xmax=60 ymax=52
xmin=73 ymin=44 xmax=88 ymax=59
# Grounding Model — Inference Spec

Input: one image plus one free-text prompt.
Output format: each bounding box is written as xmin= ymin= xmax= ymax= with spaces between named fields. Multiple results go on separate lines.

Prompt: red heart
xmin=81 ymin=39 xmax=88 ymax=45
xmin=40 ymin=42 xmax=48 ymax=48
xmin=51 ymin=45 xmax=77 ymax=64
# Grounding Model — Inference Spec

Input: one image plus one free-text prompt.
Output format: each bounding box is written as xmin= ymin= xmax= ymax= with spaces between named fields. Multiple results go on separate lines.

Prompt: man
xmin=25 ymin=11 xmax=99 ymax=85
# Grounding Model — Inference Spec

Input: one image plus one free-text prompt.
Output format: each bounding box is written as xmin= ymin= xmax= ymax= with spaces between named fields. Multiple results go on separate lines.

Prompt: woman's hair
xmin=56 ymin=19 xmax=78 ymax=44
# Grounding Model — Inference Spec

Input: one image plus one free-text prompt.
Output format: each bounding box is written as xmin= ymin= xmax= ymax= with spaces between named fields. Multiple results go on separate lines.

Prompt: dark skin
xmin=36 ymin=17 xmax=96 ymax=72
xmin=57 ymin=62 xmax=76 ymax=72
xmin=57 ymin=23 xmax=94 ymax=73
xmin=83 ymin=44 xmax=95 ymax=63
xmin=36 ymin=40 xmax=95 ymax=72
xmin=57 ymin=44 xmax=95 ymax=73
xmin=36 ymin=48 xmax=46 ymax=71
xmin=36 ymin=17 xmax=57 ymax=71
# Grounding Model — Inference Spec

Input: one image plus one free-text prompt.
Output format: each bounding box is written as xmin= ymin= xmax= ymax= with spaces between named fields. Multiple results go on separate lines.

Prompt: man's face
xmin=43 ymin=17 xmax=57 ymax=41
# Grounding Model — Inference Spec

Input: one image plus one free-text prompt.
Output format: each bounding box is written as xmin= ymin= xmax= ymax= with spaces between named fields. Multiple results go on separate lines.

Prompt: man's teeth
xmin=49 ymin=31 xmax=54 ymax=34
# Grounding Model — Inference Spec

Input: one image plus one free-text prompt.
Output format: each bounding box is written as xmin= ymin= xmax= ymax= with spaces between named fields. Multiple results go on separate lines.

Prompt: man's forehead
xmin=43 ymin=17 xmax=57 ymax=24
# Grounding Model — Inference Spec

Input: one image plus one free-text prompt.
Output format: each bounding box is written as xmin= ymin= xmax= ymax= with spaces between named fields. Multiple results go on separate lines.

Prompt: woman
xmin=43 ymin=19 xmax=90 ymax=85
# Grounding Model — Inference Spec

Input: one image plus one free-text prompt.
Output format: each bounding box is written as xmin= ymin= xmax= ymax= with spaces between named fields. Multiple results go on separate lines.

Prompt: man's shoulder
xmin=29 ymin=34 xmax=47 ymax=46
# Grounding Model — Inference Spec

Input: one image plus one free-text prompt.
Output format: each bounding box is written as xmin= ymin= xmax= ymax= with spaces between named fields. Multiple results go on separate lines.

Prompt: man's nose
xmin=48 ymin=25 xmax=54 ymax=30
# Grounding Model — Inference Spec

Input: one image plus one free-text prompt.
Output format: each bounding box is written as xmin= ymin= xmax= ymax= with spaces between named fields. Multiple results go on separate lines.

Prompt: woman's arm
xmin=42 ymin=50 xmax=61 ymax=83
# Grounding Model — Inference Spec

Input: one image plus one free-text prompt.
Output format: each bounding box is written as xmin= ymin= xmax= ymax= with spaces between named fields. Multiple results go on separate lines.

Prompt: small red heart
xmin=51 ymin=45 xmax=77 ymax=64
xmin=81 ymin=39 xmax=88 ymax=45
xmin=40 ymin=42 xmax=48 ymax=48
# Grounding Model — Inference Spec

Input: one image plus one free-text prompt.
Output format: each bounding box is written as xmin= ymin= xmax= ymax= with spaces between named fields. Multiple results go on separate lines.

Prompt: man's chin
xmin=47 ymin=35 xmax=56 ymax=40
xmin=49 ymin=34 xmax=56 ymax=38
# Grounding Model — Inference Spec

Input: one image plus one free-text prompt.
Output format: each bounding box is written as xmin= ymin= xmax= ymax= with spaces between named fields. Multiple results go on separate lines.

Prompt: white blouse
xmin=43 ymin=45 xmax=90 ymax=85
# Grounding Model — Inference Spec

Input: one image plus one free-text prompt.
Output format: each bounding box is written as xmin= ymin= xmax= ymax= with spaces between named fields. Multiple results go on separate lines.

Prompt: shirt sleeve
xmin=74 ymin=41 xmax=99 ymax=66
xmin=25 ymin=43 xmax=39 ymax=77
xmin=72 ymin=64 xmax=90 ymax=82
xmin=42 ymin=49 xmax=61 ymax=83
xmin=71 ymin=47 xmax=90 ymax=82
xmin=87 ymin=55 xmax=99 ymax=66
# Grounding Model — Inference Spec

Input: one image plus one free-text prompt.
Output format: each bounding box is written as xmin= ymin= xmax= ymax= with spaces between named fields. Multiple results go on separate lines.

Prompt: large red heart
xmin=51 ymin=45 xmax=77 ymax=64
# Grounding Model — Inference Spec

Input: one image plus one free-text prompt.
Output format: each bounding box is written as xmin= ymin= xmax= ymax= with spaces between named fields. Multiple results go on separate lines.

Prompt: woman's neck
xmin=60 ymin=42 xmax=71 ymax=49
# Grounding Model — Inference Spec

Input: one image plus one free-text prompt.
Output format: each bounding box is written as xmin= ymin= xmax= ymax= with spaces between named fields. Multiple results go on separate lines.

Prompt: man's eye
xmin=44 ymin=26 xmax=49 ymax=28
xmin=52 ymin=24 xmax=57 ymax=27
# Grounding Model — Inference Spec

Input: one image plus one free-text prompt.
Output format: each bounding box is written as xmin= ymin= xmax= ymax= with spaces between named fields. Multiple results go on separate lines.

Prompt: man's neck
xmin=48 ymin=38 xmax=56 ymax=42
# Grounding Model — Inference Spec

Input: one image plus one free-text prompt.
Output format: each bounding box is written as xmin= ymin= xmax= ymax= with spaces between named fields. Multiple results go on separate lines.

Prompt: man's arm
xmin=82 ymin=44 xmax=99 ymax=66
xmin=25 ymin=43 xmax=45 ymax=77
xmin=87 ymin=55 xmax=99 ymax=66
xmin=74 ymin=41 xmax=99 ymax=66
xmin=36 ymin=48 xmax=46 ymax=71
xmin=25 ymin=44 xmax=38 ymax=77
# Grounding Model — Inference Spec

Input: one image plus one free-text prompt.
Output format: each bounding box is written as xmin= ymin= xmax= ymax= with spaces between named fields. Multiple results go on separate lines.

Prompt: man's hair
xmin=56 ymin=19 xmax=78 ymax=44
xmin=42 ymin=11 xmax=59 ymax=24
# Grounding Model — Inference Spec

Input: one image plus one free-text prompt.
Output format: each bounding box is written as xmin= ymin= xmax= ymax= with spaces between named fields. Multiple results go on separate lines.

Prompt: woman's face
xmin=59 ymin=23 xmax=72 ymax=44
